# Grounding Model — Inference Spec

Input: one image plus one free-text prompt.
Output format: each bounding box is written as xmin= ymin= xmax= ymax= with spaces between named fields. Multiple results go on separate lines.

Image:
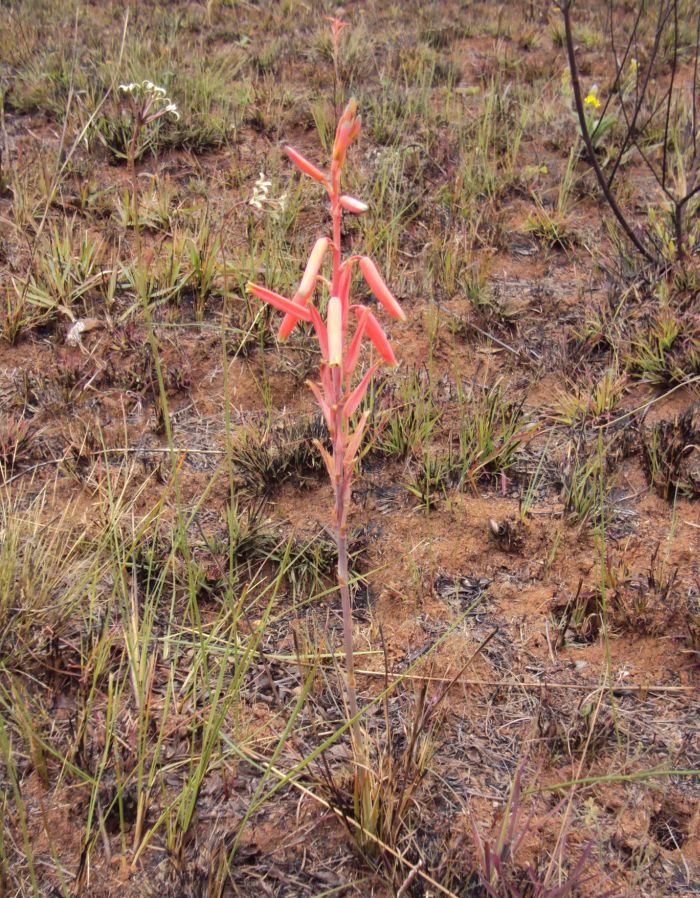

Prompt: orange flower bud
xmin=333 ymin=99 xmax=360 ymax=163
xmin=298 ymin=237 xmax=330 ymax=299
xmin=333 ymin=122 xmax=353 ymax=162
xmin=339 ymin=195 xmax=368 ymax=214
xmin=341 ymin=98 xmax=357 ymax=122
xmin=359 ymin=256 xmax=406 ymax=321
xmin=348 ymin=116 xmax=361 ymax=143
xmin=327 ymin=296 xmax=343 ymax=367
xmin=285 ymin=146 xmax=328 ymax=184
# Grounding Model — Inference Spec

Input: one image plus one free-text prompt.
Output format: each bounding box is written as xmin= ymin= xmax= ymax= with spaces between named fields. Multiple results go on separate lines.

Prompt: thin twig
xmin=350 ymin=669 xmax=696 ymax=693
xmin=558 ymin=1 xmax=657 ymax=264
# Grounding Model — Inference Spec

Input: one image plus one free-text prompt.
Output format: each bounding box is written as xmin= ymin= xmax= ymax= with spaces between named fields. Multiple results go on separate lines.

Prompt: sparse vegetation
xmin=0 ymin=2 xmax=697 ymax=897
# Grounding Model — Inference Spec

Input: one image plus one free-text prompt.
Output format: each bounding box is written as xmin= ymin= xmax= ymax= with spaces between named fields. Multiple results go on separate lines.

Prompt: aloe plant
xmin=248 ymin=98 xmax=405 ymax=748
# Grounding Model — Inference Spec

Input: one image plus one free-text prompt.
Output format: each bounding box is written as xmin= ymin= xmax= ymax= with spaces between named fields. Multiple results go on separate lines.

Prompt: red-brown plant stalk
xmin=248 ymin=99 xmax=405 ymax=748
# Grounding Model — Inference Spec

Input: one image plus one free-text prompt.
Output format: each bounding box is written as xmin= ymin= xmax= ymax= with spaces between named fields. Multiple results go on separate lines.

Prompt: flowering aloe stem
xmin=248 ymin=98 xmax=405 ymax=756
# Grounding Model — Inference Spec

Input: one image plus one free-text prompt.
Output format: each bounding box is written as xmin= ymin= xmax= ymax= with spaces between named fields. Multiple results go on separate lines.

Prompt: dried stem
xmin=559 ymin=0 xmax=657 ymax=264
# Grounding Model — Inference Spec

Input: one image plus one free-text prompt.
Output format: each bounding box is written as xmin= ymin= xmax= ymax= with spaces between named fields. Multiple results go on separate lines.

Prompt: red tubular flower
xmin=298 ymin=237 xmax=330 ymax=300
xmin=333 ymin=122 xmax=353 ymax=164
xmin=359 ymin=308 xmax=398 ymax=365
xmin=332 ymin=100 xmax=360 ymax=164
xmin=247 ymin=283 xmax=312 ymax=321
xmin=278 ymin=302 xmax=308 ymax=341
xmin=286 ymin=146 xmax=328 ymax=184
xmin=344 ymin=306 xmax=369 ymax=378
xmin=359 ymin=256 xmax=406 ymax=321
xmin=278 ymin=237 xmax=330 ymax=340
xmin=308 ymin=304 xmax=329 ymax=361
xmin=336 ymin=98 xmax=357 ymax=132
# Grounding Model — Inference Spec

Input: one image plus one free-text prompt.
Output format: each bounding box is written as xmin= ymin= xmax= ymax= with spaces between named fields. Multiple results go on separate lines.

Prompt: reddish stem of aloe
xmin=327 ymin=160 xmax=359 ymax=736
xmin=332 ymin=370 xmax=359 ymax=729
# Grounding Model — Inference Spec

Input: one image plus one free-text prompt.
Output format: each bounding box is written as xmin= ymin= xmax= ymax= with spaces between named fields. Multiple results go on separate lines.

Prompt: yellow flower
xmin=584 ymin=86 xmax=601 ymax=109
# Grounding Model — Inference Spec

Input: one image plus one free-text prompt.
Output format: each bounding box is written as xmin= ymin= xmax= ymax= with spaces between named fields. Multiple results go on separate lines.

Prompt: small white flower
xmin=250 ymin=171 xmax=272 ymax=209
xmin=256 ymin=172 xmax=271 ymax=192
xmin=249 ymin=171 xmax=288 ymax=217
xmin=119 ymin=79 xmax=179 ymax=122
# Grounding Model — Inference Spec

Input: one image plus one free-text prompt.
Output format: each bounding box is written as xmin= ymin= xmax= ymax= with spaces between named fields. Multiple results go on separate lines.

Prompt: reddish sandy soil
xmin=0 ymin=2 xmax=698 ymax=896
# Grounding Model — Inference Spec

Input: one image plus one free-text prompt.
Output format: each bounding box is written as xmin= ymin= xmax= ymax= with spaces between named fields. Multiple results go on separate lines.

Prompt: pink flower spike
xmin=345 ymin=306 xmax=370 ymax=377
xmin=298 ymin=237 xmax=331 ymax=300
xmin=333 ymin=121 xmax=353 ymax=162
xmin=348 ymin=116 xmax=361 ymax=143
xmin=362 ymin=308 xmax=398 ymax=365
xmin=339 ymin=195 xmax=368 ymax=214
xmin=247 ymin=283 xmax=312 ymax=321
xmin=344 ymin=364 xmax=380 ymax=420
xmin=336 ymin=98 xmax=357 ymax=133
xmin=327 ymin=296 xmax=343 ymax=367
xmin=285 ymin=146 xmax=328 ymax=184
xmin=309 ymin=304 xmax=329 ymax=361
xmin=359 ymin=256 xmax=406 ymax=321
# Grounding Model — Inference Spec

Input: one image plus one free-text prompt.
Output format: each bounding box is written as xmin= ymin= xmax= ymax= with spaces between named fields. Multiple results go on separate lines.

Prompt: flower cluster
xmin=584 ymin=84 xmax=601 ymax=109
xmin=248 ymin=99 xmax=405 ymax=516
xmin=249 ymin=172 xmax=271 ymax=210
xmin=118 ymin=80 xmax=179 ymax=122
xmin=249 ymin=171 xmax=288 ymax=216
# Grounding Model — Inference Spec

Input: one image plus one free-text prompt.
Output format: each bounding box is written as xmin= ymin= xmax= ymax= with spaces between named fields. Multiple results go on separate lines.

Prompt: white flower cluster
xmin=249 ymin=172 xmax=271 ymax=210
xmin=249 ymin=172 xmax=287 ymax=217
xmin=118 ymin=80 xmax=179 ymax=120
